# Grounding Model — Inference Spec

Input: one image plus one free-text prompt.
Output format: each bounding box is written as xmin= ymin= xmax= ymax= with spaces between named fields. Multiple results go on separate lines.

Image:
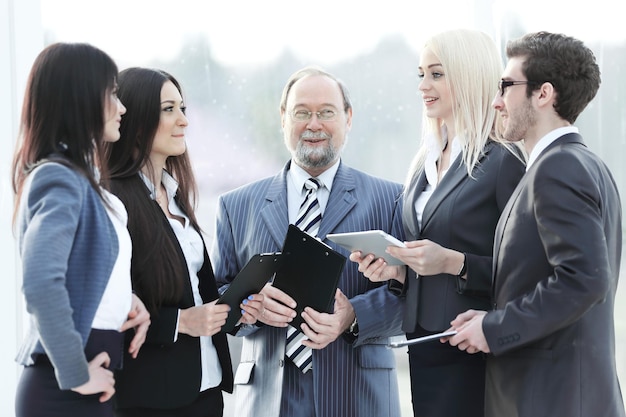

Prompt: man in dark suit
xmin=211 ymin=67 xmax=405 ymax=417
xmin=448 ymin=31 xmax=625 ymax=417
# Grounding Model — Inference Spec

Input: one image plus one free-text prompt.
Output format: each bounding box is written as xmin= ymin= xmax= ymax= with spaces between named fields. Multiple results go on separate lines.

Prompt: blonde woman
xmin=351 ymin=29 xmax=525 ymax=416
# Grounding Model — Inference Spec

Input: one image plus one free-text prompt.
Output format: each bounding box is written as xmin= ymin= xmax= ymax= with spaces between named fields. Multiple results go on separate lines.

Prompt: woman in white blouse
xmin=105 ymin=67 xmax=233 ymax=417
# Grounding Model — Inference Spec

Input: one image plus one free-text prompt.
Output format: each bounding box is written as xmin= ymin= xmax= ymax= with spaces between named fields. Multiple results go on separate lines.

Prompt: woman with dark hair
xmin=106 ymin=67 xmax=233 ymax=417
xmin=13 ymin=43 xmax=150 ymax=417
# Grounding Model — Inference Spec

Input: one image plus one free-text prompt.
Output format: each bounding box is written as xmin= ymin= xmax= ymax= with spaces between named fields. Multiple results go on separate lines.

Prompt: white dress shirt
xmin=92 ymin=189 xmax=133 ymax=330
xmin=526 ymin=126 xmax=579 ymax=170
xmin=414 ymin=128 xmax=463 ymax=229
xmin=287 ymin=159 xmax=340 ymax=224
xmin=141 ymin=170 xmax=222 ymax=391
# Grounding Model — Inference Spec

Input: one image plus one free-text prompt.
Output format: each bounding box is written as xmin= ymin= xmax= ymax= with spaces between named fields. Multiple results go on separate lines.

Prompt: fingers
xmin=72 ymin=352 xmax=115 ymax=401
xmin=402 ymin=239 xmax=429 ymax=248
xmin=179 ymin=303 xmax=230 ymax=337
xmin=300 ymin=295 xmax=350 ymax=349
xmin=300 ymin=311 xmax=338 ymax=349
xmin=255 ymin=285 xmax=297 ymax=327
xmin=354 ymin=253 xmax=390 ymax=281
xmin=349 ymin=250 xmax=364 ymax=262
xmin=261 ymin=284 xmax=297 ymax=309
xmin=127 ymin=317 xmax=150 ymax=359
xmin=91 ymin=351 xmax=111 ymax=369
xmin=450 ymin=309 xmax=480 ymax=327
xmin=446 ymin=310 xmax=490 ymax=354
xmin=240 ymin=294 xmax=263 ymax=325
xmin=98 ymin=378 xmax=116 ymax=403
xmin=120 ymin=294 xmax=150 ymax=332
xmin=334 ymin=288 xmax=348 ymax=304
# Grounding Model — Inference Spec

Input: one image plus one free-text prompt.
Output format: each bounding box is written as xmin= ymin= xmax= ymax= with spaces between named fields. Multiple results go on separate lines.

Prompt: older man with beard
xmin=211 ymin=66 xmax=405 ymax=417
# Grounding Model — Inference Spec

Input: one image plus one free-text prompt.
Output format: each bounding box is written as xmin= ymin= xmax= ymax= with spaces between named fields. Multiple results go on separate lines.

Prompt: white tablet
xmin=326 ymin=230 xmax=406 ymax=266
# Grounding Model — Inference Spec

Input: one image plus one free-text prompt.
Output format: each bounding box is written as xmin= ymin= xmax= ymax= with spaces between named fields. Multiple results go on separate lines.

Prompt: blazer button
xmin=279 ymin=359 xmax=284 ymax=367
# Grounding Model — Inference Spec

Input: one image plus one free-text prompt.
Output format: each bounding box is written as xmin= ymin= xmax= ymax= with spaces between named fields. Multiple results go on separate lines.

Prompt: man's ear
xmin=345 ymin=107 xmax=353 ymax=131
xmin=535 ymin=82 xmax=557 ymax=110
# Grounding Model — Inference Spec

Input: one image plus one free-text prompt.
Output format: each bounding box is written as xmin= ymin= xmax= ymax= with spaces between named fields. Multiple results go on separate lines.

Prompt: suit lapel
xmin=491 ymin=175 xmax=526 ymax=292
xmin=318 ymin=162 xmax=357 ymax=239
xmin=403 ymin=171 xmax=427 ymax=239
xmin=493 ymin=132 xmax=584 ymax=263
xmin=260 ymin=161 xmax=359 ymax=244
xmin=492 ymin=133 xmax=584 ymax=292
xmin=260 ymin=163 xmax=290 ymax=248
xmin=421 ymin=142 xmax=498 ymax=232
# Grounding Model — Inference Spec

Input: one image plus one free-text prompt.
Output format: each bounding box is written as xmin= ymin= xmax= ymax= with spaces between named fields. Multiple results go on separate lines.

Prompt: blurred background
xmin=2 ymin=0 xmax=625 ymax=415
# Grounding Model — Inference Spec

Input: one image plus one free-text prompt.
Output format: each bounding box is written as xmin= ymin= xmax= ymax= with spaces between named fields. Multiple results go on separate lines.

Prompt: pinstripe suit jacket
xmin=211 ymin=160 xmax=405 ymax=417
xmin=15 ymin=162 xmax=119 ymax=390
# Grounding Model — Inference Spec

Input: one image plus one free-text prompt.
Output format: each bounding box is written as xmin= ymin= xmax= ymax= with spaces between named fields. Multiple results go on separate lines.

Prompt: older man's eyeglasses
xmin=498 ymin=80 xmax=541 ymax=96
xmin=290 ymin=109 xmax=338 ymax=122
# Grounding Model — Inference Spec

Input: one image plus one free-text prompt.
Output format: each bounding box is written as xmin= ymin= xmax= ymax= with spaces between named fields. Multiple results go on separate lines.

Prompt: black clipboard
xmin=217 ymin=252 xmax=282 ymax=333
xmin=272 ymin=225 xmax=346 ymax=328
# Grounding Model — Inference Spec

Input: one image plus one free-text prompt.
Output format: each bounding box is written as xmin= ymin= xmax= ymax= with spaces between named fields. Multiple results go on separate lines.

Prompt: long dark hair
xmin=12 ymin=42 xmax=118 ymax=220
xmin=105 ymin=67 xmax=200 ymax=313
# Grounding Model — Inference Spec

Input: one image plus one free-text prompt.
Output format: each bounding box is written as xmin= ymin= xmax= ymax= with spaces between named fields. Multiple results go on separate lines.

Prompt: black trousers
xmin=15 ymin=329 xmax=124 ymax=417
xmin=407 ymin=328 xmax=486 ymax=417
xmin=114 ymin=386 xmax=224 ymax=417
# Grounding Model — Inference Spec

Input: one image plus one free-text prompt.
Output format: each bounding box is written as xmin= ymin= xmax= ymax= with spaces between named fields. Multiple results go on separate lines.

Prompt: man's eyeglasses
xmin=498 ymin=80 xmax=541 ymax=96
xmin=290 ymin=109 xmax=338 ymax=122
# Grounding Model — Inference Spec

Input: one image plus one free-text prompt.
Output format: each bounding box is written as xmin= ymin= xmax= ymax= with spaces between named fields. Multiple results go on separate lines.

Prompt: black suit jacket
xmin=484 ymin=133 xmax=624 ymax=417
xmin=402 ymin=141 xmax=525 ymax=333
xmin=110 ymin=177 xmax=233 ymax=410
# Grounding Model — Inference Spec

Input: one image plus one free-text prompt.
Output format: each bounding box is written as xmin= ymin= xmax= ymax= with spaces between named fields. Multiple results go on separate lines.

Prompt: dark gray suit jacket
xmin=402 ymin=141 xmax=525 ymax=333
xmin=212 ymin=160 xmax=405 ymax=417
xmin=485 ymin=133 xmax=625 ymax=417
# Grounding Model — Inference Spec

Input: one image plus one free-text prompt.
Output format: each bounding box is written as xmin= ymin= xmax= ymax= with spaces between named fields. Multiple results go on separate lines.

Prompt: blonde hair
xmin=406 ymin=29 xmax=512 ymax=186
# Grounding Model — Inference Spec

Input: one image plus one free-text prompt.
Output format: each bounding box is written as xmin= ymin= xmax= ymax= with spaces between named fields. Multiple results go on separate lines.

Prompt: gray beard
xmin=294 ymin=141 xmax=338 ymax=168
xmin=293 ymin=130 xmax=339 ymax=168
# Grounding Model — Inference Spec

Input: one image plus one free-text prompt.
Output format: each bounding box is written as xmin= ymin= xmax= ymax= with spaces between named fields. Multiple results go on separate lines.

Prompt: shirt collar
xmin=526 ymin=126 xmax=579 ymax=170
xmin=424 ymin=126 xmax=463 ymax=185
xmin=139 ymin=169 xmax=179 ymax=202
xmin=289 ymin=159 xmax=340 ymax=193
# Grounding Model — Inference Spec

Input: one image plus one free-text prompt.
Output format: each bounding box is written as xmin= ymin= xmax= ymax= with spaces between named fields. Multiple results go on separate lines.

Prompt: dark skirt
xmin=16 ymin=329 xmax=124 ymax=417
xmin=407 ymin=329 xmax=486 ymax=417
xmin=114 ymin=386 xmax=224 ymax=417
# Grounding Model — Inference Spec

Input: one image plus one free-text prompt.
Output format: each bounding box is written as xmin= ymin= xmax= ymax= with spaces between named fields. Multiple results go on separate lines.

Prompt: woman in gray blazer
xmin=12 ymin=43 xmax=149 ymax=417
xmin=351 ymin=29 xmax=525 ymax=417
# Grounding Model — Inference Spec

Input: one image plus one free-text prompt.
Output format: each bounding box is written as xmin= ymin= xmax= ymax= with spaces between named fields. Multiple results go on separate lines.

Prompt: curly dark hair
xmin=506 ymin=31 xmax=601 ymax=123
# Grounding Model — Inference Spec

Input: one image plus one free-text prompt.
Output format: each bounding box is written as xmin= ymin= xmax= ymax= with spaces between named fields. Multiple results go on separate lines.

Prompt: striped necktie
xmin=286 ymin=177 xmax=322 ymax=373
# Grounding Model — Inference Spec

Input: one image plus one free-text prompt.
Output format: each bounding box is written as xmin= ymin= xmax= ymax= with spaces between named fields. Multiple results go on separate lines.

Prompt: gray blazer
xmin=15 ymin=162 xmax=118 ymax=390
xmin=212 ymin=161 xmax=405 ymax=417
xmin=485 ymin=134 xmax=625 ymax=417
